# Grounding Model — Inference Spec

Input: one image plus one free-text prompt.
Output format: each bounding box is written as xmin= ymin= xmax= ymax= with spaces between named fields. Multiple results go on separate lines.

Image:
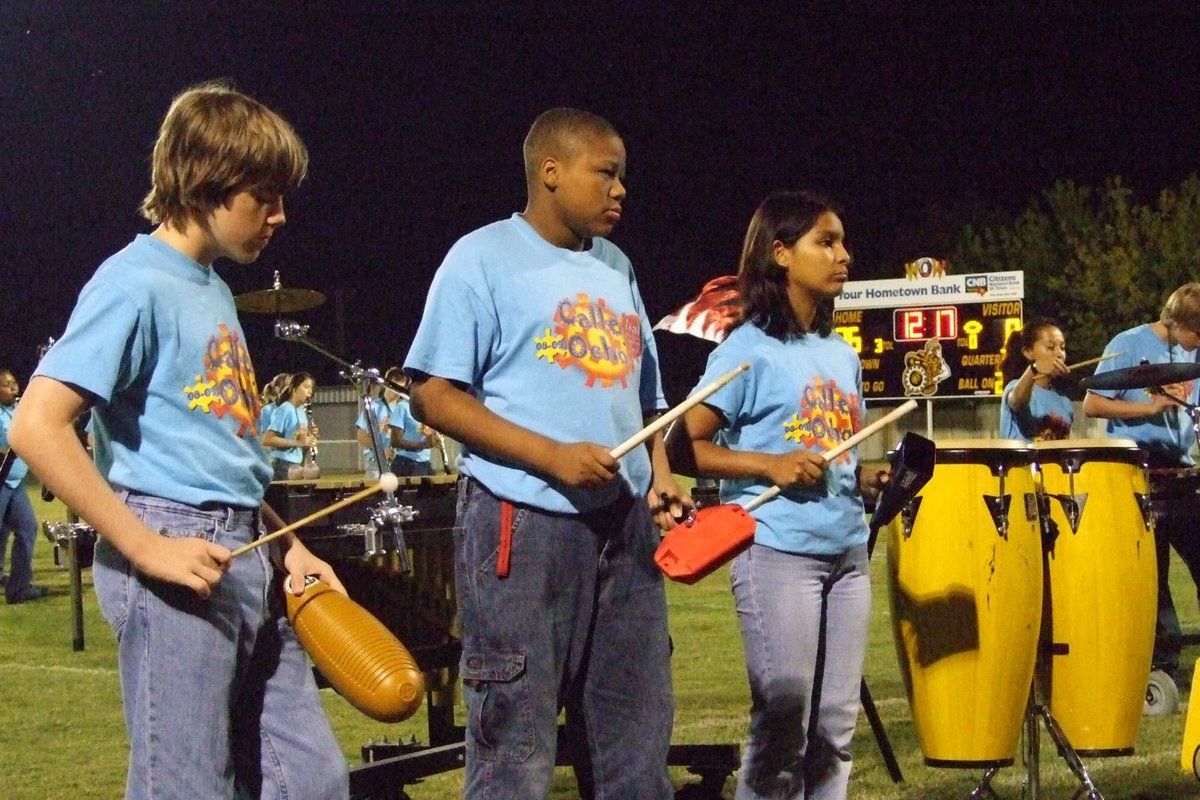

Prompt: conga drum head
xmin=1033 ymin=438 xmax=1144 ymax=467
xmin=932 ymin=438 xmax=1036 ymax=467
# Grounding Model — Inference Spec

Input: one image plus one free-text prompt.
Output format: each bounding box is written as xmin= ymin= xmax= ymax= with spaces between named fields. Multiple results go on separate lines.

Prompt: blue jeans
xmin=731 ymin=543 xmax=871 ymax=800
xmin=391 ymin=456 xmax=433 ymax=477
xmin=92 ymin=491 xmax=348 ymax=800
xmin=455 ymin=477 xmax=674 ymax=799
xmin=0 ymin=481 xmax=39 ymax=600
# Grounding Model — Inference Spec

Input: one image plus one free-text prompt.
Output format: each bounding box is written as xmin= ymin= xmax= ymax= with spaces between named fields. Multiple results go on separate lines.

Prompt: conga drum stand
xmin=969 ymin=505 xmax=1105 ymax=800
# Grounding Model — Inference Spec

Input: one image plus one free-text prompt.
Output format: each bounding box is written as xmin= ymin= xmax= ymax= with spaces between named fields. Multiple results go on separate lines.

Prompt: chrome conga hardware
xmin=899 ymin=497 xmax=921 ymax=540
xmin=1137 ymin=492 xmax=1154 ymax=531
xmin=1043 ymin=493 xmax=1086 ymax=535
xmin=983 ymin=466 xmax=1011 ymax=540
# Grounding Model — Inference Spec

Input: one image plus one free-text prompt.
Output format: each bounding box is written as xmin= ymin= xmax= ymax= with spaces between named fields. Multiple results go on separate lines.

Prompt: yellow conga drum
xmin=887 ymin=440 xmax=1043 ymax=767
xmin=1034 ymin=439 xmax=1156 ymax=756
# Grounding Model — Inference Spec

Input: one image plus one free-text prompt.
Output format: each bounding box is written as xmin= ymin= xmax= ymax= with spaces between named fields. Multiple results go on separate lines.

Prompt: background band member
xmin=262 ymin=372 xmax=316 ymax=481
xmin=0 ymin=368 xmax=48 ymax=603
xmin=998 ymin=319 xmax=1073 ymax=441
xmin=355 ymin=367 xmax=399 ymax=479
xmin=386 ymin=371 xmax=435 ymax=478
xmin=1083 ymin=283 xmax=1200 ymax=687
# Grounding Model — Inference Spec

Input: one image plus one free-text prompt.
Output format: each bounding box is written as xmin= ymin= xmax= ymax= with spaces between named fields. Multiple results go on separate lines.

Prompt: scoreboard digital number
xmin=833 ymin=301 xmax=1023 ymax=399
xmin=894 ymin=306 xmax=957 ymax=342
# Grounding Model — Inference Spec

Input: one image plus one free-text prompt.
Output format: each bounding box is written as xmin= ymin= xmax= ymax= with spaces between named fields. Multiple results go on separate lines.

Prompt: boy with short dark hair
xmin=11 ymin=81 xmax=348 ymax=800
xmin=405 ymin=107 xmax=688 ymax=799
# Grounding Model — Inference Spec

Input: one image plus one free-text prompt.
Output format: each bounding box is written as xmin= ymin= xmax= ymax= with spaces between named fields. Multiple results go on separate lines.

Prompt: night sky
xmin=3 ymin=6 xmax=1198 ymax=402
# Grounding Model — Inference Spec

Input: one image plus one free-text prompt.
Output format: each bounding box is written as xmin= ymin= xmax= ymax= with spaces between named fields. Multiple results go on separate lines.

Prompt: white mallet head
xmin=378 ymin=472 xmax=400 ymax=495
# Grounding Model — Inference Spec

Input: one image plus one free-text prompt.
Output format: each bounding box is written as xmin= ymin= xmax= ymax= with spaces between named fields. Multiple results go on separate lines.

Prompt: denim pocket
xmin=461 ymin=647 xmax=535 ymax=763
xmin=92 ymin=537 xmax=133 ymax=636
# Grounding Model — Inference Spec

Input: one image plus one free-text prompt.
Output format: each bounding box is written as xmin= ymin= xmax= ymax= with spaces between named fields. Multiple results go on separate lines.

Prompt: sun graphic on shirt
xmin=185 ymin=323 xmax=260 ymax=438
xmin=534 ymin=292 xmax=640 ymax=389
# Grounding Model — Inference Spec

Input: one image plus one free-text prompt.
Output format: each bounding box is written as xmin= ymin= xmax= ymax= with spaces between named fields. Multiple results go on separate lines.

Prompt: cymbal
xmin=235 ymin=287 xmax=326 ymax=314
xmin=1081 ymin=361 xmax=1200 ymax=391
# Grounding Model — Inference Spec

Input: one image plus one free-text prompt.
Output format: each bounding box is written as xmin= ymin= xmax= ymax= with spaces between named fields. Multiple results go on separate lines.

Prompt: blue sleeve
xmin=268 ymin=403 xmax=297 ymax=436
xmin=692 ymin=334 xmax=753 ymax=428
xmin=404 ymin=245 xmax=498 ymax=388
xmin=627 ymin=270 xmax=668 ymax=415
xmin=36 ymin=277 xmax=145 ymax=402
xmin=1089 ymin=333 xmax=1135 ymax=401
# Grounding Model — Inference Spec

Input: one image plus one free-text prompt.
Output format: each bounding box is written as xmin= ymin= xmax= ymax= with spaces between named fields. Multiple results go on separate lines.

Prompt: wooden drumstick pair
xmin=1064 ymin=352 xmax=1122 ymax=372
xmin=655 ymin=399 xmax=920 ymax=584
xmin=225 ymin=365 xmax=754 ymax=724
xmin=231 ymin=362 xmax=751 ymax=559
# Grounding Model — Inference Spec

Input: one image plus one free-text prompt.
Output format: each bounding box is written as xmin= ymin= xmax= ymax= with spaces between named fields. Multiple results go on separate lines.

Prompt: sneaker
xmin=6 ymin=585 xmax=50 ymax=605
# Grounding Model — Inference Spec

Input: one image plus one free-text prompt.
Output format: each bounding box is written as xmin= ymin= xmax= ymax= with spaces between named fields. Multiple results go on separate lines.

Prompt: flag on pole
xmin=652 ymin=275 xmax=741 ymax=343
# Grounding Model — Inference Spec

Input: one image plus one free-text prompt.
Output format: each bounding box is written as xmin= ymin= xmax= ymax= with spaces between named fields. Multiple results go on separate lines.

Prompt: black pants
xmin=1151 ymin=491 xmax=1200 ymax=677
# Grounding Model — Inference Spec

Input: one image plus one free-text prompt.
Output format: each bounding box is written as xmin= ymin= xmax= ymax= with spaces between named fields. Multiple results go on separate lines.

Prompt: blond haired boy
xmin=12 ymin=81 xmax=348 ymax=800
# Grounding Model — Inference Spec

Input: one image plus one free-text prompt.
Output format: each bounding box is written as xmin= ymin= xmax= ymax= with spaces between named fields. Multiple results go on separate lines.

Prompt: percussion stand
xmin=274 ymin=320 xmax=414 ymax=572
xmin=967 ymin=493 xmax=1106 ymax=800
xmin=1019 ymin=495 xmax=1103 ymax=800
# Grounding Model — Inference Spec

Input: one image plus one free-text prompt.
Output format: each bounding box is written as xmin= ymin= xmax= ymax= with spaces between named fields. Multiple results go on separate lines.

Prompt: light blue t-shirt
xmin=1089 ymin=324 xmax=1199 ymax=466
xmin=999 ymin=380 xmax=1074 ymax=442
xmin=0 ymin=403 xmax=29 ymax=489
xmin=389 ymin=397 xmax=431 ymax=465
xmin=693 ymin=323 xmax=869 ymax=555
xmin=267 ymin=402 xmax=309 ymax=465
xmin=35 ymin=234 xmax=272 ymax=508
xmin=404 ymin=214 xmax=666 ymax=513
xmin=258 ymin=401 xmax=276 ymax=436
xmin=356 ymin=397 xmax=392 ymax=466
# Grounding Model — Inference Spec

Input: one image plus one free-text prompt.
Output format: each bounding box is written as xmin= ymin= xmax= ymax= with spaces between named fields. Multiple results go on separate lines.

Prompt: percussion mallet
xmin=230 ymin=472 xmax=400 ymax=558
xmin=742 ymin=399 xmax=919 ymax=512
xmin=608 ymin=362 xmax=750 ymax=460
xmin=655 ymin=398 xmax=919 ymax=584
xmin=1066 ymin=352 xmax=1123 ymax=372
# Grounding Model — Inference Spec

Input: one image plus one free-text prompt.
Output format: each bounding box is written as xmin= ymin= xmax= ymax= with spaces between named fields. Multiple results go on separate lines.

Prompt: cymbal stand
xmin=1147 ymin=385 xmax=1200 ymax=444
xmin=275 ymin=319 xmax=414 ymax=571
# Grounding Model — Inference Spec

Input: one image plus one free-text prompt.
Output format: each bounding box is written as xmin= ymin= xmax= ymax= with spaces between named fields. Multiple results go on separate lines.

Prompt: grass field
xmin=4 ymin=483 xmax=1200 ymax=799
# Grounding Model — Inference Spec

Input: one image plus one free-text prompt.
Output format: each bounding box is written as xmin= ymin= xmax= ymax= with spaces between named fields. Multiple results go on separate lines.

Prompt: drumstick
xmin=608 ymin=362 xmax=750 ymax=460
xmin=744 ymin=399 xmax=919 ymax=512
xmin=229 ymin=473 xmax=399 ymax=558
xmin=1065 ymin=352 xmax=1122 ymax=372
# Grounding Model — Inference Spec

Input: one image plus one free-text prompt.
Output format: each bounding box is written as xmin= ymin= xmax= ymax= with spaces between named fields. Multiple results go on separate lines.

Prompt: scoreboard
xmin=832 ymin=270 xmax=1024 ymax=400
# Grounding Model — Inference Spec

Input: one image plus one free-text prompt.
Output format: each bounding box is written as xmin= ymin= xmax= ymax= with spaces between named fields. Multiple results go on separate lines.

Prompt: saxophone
xmin=302 ymin=398 xmax=320 ymax=479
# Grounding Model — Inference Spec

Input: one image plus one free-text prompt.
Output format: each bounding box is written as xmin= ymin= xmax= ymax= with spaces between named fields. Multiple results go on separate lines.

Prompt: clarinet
xmin=302 ymin=399 xmax=320 ymax=479
xmin=435 ymin=431 xmax=451 ymax=474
